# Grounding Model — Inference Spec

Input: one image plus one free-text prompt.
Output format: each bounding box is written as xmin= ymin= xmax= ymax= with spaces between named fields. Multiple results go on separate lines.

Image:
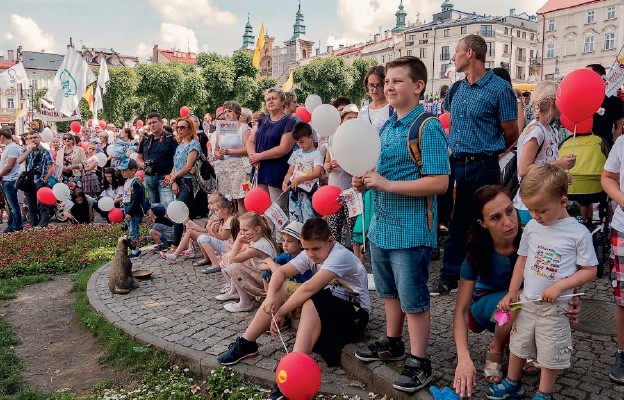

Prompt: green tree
xmin=232 ymin=50 xmax=258 ymax=79
xmin=100 ymin=66 xmax=140 ymax=126
xmin=33 ymin=88 xmax=48 ymax=112
xmin=349 ymin=58 xmax=377 ymax=106
xmin=294 ymin=57 xmax=355 ymax=104
xmin=200 ymin=52 xmax=236 ymax=112
xmin=136 ymin=62 xmax=187 ymax=118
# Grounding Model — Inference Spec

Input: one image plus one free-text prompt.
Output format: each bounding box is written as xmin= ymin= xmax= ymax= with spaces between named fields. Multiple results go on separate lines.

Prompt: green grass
xmin=0 ymin=275 xmax=53 ymax=300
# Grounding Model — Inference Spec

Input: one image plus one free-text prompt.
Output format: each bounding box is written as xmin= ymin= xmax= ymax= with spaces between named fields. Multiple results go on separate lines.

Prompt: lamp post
xmin=555 ymin=56 xmax=560 ymax=80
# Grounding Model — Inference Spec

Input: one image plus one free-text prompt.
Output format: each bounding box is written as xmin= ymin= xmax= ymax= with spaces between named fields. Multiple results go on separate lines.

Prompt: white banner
xmin=0 ymin=62 xmax=29 ymax=90
xmin=44 ymin=48 xmax=96 ymax=117
xmin=35 ymin=98 xmax=81 ymax=122
xmin=606 ymin=63 xmax=624 ymax=97
xmin=341 ymin=188 xmax=363 ymax=218
xmin=216 ymin=120 xmax=240 ymax=135
xmin=265 ymin=202 xmax=289 ymax=229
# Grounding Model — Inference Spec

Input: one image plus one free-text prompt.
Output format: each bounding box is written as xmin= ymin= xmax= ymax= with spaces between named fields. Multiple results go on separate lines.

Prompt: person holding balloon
xmin=16 ymin=130 xmax=55 ymax=228
xmin=352 ymin=56 xmax=450 ymax=393
xmin=119 ymin=158 xmax=146 ymax=259
xmin=92 ymin=168 xmax=125 ymax=221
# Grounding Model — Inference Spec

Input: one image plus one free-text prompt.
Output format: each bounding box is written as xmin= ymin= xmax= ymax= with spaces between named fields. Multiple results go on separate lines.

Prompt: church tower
xmin=441 ymin=0 xmax=454 ymax=13
xmin=241 ymin=14 xmax=255 ymax=50
xmin=290 ymin=0 xmax=307 ymax=41
xmin=392 ymin=0 xmax=408 ymax=33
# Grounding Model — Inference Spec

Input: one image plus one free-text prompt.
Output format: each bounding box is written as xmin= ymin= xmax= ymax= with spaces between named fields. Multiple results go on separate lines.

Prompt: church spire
xmin=392 ymin=0 xmax=408 ymax=33
xmin=441 ymin=0 xmax=454 ymax=13
xmin=241 ymin=13 xmax=255 ymax=50
xmin=290 ymin=0 xmax=306 ymax=41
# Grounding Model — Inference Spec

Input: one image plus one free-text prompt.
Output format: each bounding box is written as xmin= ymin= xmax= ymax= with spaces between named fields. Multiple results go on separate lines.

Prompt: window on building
xmin=485 ymin=61 xmax=492 ymax=69
xmin=30 ymin=80 xmax=38 ymax=91
xmin=516 ymin=66 xmax=524 ymax=80
xmin=530 ymin=50 xmax=534 ymax=59
xmin=461 ymin=26 xmax=467 ymax=34
xmin=584 ymin=36 xmax=594 ymax=52
xmin=480 ymin=25 xmax=493 ymax=37
xmin=522 ymin=31 xmax=526 ymax=39
xmin=423 ymin=32 xmax=428 ymax=38
xmin=587 ymin=10 xmax=595 ymax=24
xmin=545 ymin=73 xmax=555 ymax=80
xmin=407 ymin=49 xmax=413 ymax=56
xmin=517 ymin=48 xmax=525 ymax=61
xmin=382 ymin=56 xmax=385 ymax=63
xmin=420 ymin=48 xmax=426 ymax=58
xmin=410 ymin=35 xmax=415 ymax=40
xmin=303 ymin=49 xmax=307 ymax=58
xmin=605 ymin=33 xmax=616 ymax=50
xmin=546 ymin=42 xmax=555 ymax=58
xmin=441 ymin=45 xmax=450 ymax=60
xmin=441 ymin=63 xmax=449 ymax=78
xmin=608 ymin=6 xmax=616 ymax=20
xmin=548 ymin=18 xmax=555 ymax=31
xmin=531 ymin=33 xmax=535 ymax=40
xmin=486 ymin=42 xmax=494 ymax=57
xmin=505 ymin=27 xmax=509 ymax=35
xmin=517 ymin=30 xmax=521 ymax=38
xmin=444 ymin=29 xmax=450 ymax=37
xmin=7 ymin=98 xmax=14 ymax=109
xmin=504 ymin=44 xmax=509 ymax=54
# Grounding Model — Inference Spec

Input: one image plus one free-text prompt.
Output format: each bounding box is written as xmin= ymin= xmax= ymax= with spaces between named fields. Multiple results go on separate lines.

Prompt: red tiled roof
xmin=159 ymin=50 xmax=197 ymax=64
xmin=0 ymin=61 xmax=17 ymax=69
xmin=537 ymin=0 xmax=601 ymax=14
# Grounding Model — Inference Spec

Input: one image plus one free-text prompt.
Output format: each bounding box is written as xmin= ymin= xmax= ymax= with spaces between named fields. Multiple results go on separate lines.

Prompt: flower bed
xmin=0 ymin=224 xmax=126 ymax=279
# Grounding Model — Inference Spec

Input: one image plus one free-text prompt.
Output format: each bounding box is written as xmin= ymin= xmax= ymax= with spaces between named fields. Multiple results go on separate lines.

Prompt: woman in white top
xmin=358 ymin=65 xmax=393 ymax=132
xmin=214 ymin=100 xmax=252 ymax=214
xmin=513 ymin=81 xmax=576 ymax=224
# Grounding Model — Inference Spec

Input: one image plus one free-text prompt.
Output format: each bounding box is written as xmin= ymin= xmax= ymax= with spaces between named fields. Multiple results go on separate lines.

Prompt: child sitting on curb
xmin=147 ymin=203 xmax=174 ymax=252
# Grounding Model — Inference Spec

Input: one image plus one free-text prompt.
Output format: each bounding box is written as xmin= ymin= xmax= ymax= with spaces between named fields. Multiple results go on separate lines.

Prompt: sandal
xmin=192 ymin=259 xmax=211 ymax=267
xmin=523 ymin=358 xmax=540 ymax=376
xmin=484 ymin=352 xmax=504 ymax=384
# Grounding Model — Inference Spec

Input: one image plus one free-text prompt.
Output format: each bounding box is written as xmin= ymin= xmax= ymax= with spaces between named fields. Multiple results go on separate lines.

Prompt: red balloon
xmin=98 ymin=120 xmax=106 ymax=129
xmin=439 ymin=112 xmax=451 ymax=130
xmin=136 ymin=120 xmax=144 ymax=128
xmin=70 ymin=121 xmax=82 ymax=133
xmin=556 ymin=69 xmax=605 ymax=123
xmin=312 ymin=185 xmax=342 ymax=216
xmin=37 ymin=187 xmax=57 ymax=205
xmin=108 ymin=208 xmax=123 ymax=223
xmin=136 ymin=170 xmax=145 ymax=182
xmin=244 ymin=187 xmax=271 ymax=214
xmin=560 ymin=114 xmax=593 ymax=134
xmin=80 ymin=142 xmax=89 ymax=151
xmin=276 ymin=352 xmax=321 ymax=400
xmin=294 ymin=106 xmax=311 ymax=123
xmin=180 ymin=106 xmax=191 ymax=118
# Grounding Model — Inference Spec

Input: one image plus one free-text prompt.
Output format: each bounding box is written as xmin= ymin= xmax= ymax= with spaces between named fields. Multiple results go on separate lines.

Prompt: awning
xmin=512 ymin=83 xmax=536 ymax=93
xmin=0 ymin=117 xmax=15 ymax=123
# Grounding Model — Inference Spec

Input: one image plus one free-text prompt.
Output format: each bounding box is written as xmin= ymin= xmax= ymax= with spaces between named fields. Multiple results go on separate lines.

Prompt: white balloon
xmin=96 ymin=152 xmax=107 ymax=168
xmin=98 ymin=196 xmax=115 ymax=212
xmin=311 ymin=104 xmax=341 ymax=138
xmin=167 ymin=200 xmax=189 ymax=224
xmin=304 ymin=94 xmax=322 ymax=113
xmin=129 ymin=152 xmax=138 ymax=160
xmin=41 ymin=142 xmax=50 ymax=150
xmin=52 ymin=183 xmax=71 ymax=202
xmin=106 ymin=145 xmax=114 ymax=156
xmin=41 ymin=128 xmax=54 ymax=143
xmin=331 ymin=119 xmax=381 ymax=177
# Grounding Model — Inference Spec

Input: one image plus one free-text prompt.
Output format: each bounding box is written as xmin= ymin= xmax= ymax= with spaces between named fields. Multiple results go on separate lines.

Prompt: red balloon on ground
xmin=70 ymin=121 xmax=81 ymax=133
xmin=276 ymin=352 xmax=321 ymax=400
xmin=312 ymin=185 xmax=342 ymax=216
xmin=560 ymin=114 xmax=593 ymax=134
xmin=37 ymin=187 xmax=57 ymax=205
xmin=108 ymin=208 xmax=123 ymax=223
xmin=439 ymin=112 xmax=451 ymax=130
xmin=294 ymin=106 xmax=311 ymax=123
xmin=98 ymin=120 xmax=106 ymax=129
xmin=244 ymin=187 xmax=271 ymax=214
xmin=136 ymin=120 xmax=144 ymax=128
xmin=180 ymin=106 xmax=191 ymax=118
xmin=556 ymin=69 xmax=604 ymax=123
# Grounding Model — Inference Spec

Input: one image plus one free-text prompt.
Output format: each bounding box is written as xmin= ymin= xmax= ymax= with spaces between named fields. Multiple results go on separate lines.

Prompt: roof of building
xmin=21 ymin=51 xmax=64 ymax=70
xmin=0 ymin=61 xmax=17 ymax=70
xmin=403 ymin=13 xmax=537 ymax=34
xmin=537 ymin=0 xmax=601 ymax=15
xmin=158 ymin=49 xmax=197 ymax=64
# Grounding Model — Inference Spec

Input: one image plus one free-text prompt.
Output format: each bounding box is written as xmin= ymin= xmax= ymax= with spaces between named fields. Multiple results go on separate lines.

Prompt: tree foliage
xmin=349 ymin=58 xmax=377 ymax=105
xmin=100 ymin=67 xmax=140 ymax=126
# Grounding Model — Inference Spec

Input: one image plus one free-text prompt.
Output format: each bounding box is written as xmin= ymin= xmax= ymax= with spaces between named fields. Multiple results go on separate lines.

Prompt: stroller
xmin=559 ymin=132 xmax=610 ymax=277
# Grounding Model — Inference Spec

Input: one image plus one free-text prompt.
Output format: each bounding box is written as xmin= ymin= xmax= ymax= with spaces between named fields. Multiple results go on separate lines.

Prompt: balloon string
xmin=271 ymin=313 xmax=289 ymax=354
xmin=571 ymin=123 xmax=577 ymax=155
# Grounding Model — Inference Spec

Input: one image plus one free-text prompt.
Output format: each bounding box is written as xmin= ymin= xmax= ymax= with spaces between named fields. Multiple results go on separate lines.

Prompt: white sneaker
xmin=215 ymin=293 xmax=240 ymax=301
xmin=224 ymin=302 xmax=254 ymax=313
xmin=367 ymin=273 xmax=376 ymax=291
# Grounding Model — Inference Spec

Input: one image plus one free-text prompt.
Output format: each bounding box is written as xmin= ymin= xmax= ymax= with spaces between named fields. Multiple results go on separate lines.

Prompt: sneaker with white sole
xmin=215 ymin=293 xmax=240 ymax=301
xmin=610 ymin=351 xmax=624 ymax=384
xmin=180 ymin=249 xmax=196 ymax=258
xmin=160 ymin=251 xmax=177 ymax=261
xmin=224 ymin=302 xmax=254 ymax=313
xmin=367 ymin=273 xmax=376 ymax=291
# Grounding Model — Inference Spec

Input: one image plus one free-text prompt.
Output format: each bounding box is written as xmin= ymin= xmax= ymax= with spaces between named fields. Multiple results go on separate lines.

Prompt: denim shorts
xmin=150 ymin=223 xmax=174 ymax=244
xmin=197 ymin=234 xmax=228 ymax=254
xmin=470 ymin=290 xmax=507 ymax=333
xmin=369 ymin=243 xmax=431 ymax=313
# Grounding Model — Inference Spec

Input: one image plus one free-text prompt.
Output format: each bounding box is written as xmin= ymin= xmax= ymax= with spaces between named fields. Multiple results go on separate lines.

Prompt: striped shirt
xmin=368 ymin=105 xmax=450 ymax=249
xmin=445 ymin=70 xmax=518 ymax=156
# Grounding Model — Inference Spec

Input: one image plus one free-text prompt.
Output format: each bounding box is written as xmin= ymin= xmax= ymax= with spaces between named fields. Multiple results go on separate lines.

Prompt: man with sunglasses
xmin=137 ymin=111 xmax=177 ymax=206
xmin=17 ymin=130 xmax=55 ymax=227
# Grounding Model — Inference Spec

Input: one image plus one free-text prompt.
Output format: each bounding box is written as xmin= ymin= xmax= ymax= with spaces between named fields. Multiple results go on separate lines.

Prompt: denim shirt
xmin=173 ymin=140 xmax=201 ymax=179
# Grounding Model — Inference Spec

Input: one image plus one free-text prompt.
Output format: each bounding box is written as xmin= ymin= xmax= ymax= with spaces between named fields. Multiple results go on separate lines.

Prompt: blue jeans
xmin=2 ymin=180 xmax=22 ymax=232
xmin=143 ymin=174 xmax=173 ymax=207
xmin=173 ymin=177 xmax=194 ymax=246
xmin=370 ymin=243 xmax=431 ymax=313
xmin=440 ymin=157 xmax=501 ymax=286
xmin=289 ymin=186 xmax=316 ymax=223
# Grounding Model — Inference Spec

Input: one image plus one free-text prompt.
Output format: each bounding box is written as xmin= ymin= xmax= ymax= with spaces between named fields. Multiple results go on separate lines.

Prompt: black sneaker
xmin=429 ymin=278 xmax=458 ymax=296
xmin=128 ymin=250 xmax=142 ymax=259
xmin=355 ymin=337 xmax=405 ymax=362
xmin=217 ymin=337 xmax=259 ymax=366
xmin=393 ymin=356 xmax=432 ymax=393
xmin=610 ymin=351 xmax=624 ymax=384
xmin=267 ymin=385 xmax=284 ymax=400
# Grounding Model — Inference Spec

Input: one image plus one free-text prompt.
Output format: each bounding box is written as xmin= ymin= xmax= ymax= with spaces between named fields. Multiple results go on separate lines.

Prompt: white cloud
xmin=136 ymin=23 xmax=199 ymax=58
xmin=150 ymin=0 xmax=237 ymax=27
xmin=6 ymin=14 xmax=56 ymax=52
xmin=136 ymin=42 xmax=153 ymax=59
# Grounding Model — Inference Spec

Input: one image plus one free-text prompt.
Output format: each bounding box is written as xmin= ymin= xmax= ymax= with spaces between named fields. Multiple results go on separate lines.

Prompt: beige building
xmin=399 ymin=1 xmax=538 ymax=99
xmin=536 ymin=0 xmax=623 ymax=80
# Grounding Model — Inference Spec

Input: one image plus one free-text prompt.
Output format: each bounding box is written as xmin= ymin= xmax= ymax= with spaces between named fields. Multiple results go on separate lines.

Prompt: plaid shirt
xmin=445 ymin=70 xmax=518 ymax=156
xmin=368 ymin=105 xmax=450 ymax=249
xmin=22 ymin=146 xmax=53 ymax=184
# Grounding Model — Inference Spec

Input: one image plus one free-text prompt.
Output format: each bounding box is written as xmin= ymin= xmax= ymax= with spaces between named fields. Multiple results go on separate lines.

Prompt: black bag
xmin=193 ymin=153 xmax=217 ymax=194
xmin=15 ymin=170 xmax=36 ymax=192
xmin=500 ymin=139 xmax=544 ymax=198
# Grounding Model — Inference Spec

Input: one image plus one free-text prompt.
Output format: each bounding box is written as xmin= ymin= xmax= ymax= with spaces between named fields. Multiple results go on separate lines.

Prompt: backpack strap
xmin=407 ymin=111 xmax=439 ymax=231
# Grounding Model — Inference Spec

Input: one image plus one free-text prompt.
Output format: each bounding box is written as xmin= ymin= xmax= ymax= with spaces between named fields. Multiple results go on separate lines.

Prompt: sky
xmin=0 ymin=0 xmax=544 ymax=61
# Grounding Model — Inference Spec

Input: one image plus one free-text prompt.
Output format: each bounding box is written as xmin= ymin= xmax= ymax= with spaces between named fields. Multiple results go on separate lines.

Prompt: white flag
xmin=94 ymin=85 xmax=103 ymax=112
xmin=0 ymin=62 xmax=29 ymax=90
xmin=45 ymin=48 xmax=96 ymax=117
xmin=97 ymin=57 xmax=109 ymax=93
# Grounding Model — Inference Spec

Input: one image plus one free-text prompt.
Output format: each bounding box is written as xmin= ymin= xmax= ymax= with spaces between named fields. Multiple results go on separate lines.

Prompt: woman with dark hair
xmin=93 ymin=167 xmax=125 ymax=221
xmin=63 ymin=190 xmax=92 ymax=224
xmin=357 ymin=65 xmax=392 ymax=132
xmin=452 ymin=185 xmax=581 ymax=397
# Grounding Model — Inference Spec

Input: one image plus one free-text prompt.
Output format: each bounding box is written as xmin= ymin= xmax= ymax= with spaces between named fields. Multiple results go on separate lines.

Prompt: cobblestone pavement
xmin=89 ymin=244 xmax=622 ymax=399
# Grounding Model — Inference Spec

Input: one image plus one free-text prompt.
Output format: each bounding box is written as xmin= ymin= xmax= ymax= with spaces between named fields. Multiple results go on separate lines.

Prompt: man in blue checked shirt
xmin=431 ymin=34 xmax=519 ymax=296
xmin=352 ymin=56 xmax=450 ymax=393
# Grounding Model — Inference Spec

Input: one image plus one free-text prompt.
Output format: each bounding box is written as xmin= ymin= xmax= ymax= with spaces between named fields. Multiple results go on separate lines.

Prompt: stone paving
xmin=88 ymin=244 xmax=622 ymax=399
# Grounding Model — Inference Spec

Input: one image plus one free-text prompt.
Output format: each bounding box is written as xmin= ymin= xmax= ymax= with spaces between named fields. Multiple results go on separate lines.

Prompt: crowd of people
xmin=0 ymin=33 xmax=623 ymax=399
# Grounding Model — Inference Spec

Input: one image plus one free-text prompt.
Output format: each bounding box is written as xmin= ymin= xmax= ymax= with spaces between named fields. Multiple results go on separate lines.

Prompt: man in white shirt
xmin=0 ymin=128 xmax=23 ymax=232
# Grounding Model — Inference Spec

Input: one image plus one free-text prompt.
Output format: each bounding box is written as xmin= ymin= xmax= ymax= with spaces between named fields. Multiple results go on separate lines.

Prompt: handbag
xmin=15 ymin=150 xmax=43 ymax=192
xmin=192 ymin=153 xmax=217 ymax=194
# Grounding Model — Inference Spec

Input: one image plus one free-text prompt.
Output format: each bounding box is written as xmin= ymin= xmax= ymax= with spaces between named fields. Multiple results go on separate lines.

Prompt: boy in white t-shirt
xmin=282 ymin=122 xmax=324 ymax=224
xmin=493 ymin=164 xmax=597 ymax=400
xmin=600 ymin=135 xmax=624 ymax=384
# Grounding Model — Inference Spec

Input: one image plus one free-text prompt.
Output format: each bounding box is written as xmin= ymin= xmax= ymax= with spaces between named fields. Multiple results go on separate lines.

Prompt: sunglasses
xmin=176 ymin=125 xmax=189 ymax=130
xmin=63 ymin=137 xmax=73 ymax=141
